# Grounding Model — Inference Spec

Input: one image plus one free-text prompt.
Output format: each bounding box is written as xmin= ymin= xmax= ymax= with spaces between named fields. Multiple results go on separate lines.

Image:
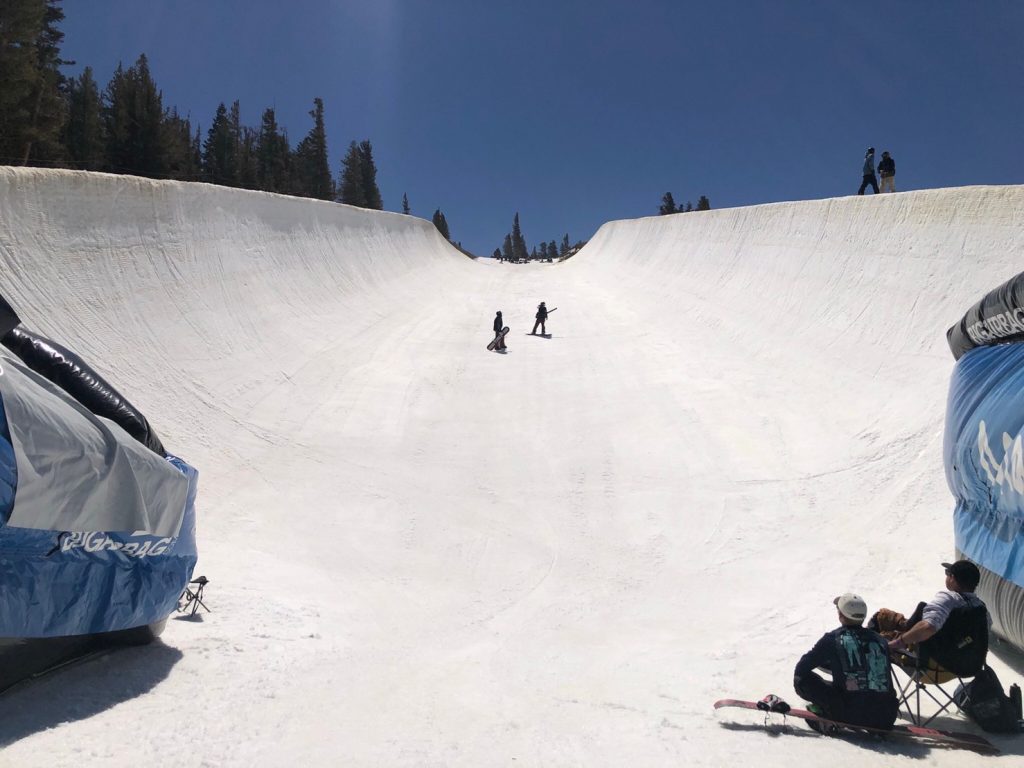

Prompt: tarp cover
xmin=946 ymin=269 xmax=1024 ymax=360
xmin=945 ymin=343 xmax=1024 ymax=648
xmin=0 ymin=352 xmax=187 ymax=536
xmin=0 ymin=456 xmax=198 ymax=637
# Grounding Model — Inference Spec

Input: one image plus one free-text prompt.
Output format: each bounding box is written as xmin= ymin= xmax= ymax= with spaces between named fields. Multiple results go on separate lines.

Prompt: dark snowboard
xmin=487 ymin=326 xmax=510 ymax=351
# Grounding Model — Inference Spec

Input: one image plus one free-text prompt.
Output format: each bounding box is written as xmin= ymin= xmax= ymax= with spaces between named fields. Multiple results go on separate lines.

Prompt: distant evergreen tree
xmin=0 ymin=0 xmax=41 ymax=164
xmin=103 ymin=54 xmax=166 ymax=177
xmin=0 ymin=0 xmax=67 ymax=165
xmin=338 ymin=141 xmax=367 ymax=206
xmin=357 ymin=140 xmax=382 ymax=209
xmin=696 ymin=195 xmax=711 ymax=211
xmin=501 ymin=233 xmax=513 ymax=261
xmin=25 ymin=0 xmax=67 ymax=165
xmin=402 ymin=193 xmax=410 ymax=214
xmin=548 ymin=240 xmax=557 ymax=260
xmin=684 ymin=201 xmax=693 ymax=212
xmin=237 ymin=124 xmax=259 ymax=190
xmin=659 ymin=192 xmax=678 ymax=215
xmin=293 ymin=98 xmax=333 ymax=200
xmin=63 ymin=66 xmax=104 ymax=169
xmin=202 ymin=103 xmax=236 ymax=185
xmin=256 ymin=107 xmax=289 ymax=192
xmin=431 ymin=208 xmax=450 ymax=240
xmin=162 ymin=108 xmax=199 ymax=180
xmin=560 ymin=234 xmax=570 ymax=257
xmin=511 ymin=213 xmax=528 ymax=262
xmin=492 ymin=248 xmax=501 ymax=259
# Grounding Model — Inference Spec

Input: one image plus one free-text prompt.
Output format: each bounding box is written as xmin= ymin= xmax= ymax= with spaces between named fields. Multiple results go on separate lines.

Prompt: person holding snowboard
xmin=858 ymin=147 xmax=879 ymax=195
xmin=878 ymin=151 xmax=896 ymax=193
xmin=531 ymin=302 xmax=549 ymax=335
xmin=492 ymin=310 xmax=506 ymax=351
xmin=792 ymin=593 xmax=898 ymax=732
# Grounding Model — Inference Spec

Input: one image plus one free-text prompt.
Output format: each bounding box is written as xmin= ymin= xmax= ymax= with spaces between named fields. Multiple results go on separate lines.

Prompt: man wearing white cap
xmin=793 ymin=592 xmax=898 ymax=731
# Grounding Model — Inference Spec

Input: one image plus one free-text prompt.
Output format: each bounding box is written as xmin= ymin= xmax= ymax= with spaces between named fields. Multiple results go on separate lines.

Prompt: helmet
xmin=867 ymin=147 xmax=875 ymax=153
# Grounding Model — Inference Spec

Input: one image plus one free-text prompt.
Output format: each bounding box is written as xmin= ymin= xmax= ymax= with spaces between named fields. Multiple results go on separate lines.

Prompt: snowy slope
xmin=1 ymin=168 xmax=1022 ymax=766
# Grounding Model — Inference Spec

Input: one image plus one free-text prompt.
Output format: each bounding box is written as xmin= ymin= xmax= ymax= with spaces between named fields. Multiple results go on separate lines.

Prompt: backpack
xmin=954 ymin=665 xmax=1021 ymax=733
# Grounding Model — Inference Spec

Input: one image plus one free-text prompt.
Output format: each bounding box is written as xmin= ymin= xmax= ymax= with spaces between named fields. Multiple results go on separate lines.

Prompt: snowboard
xmin=487 ymin=326 xmax=510 ymax=351
xmin=714 ymin=698 xmax=999 ymax=754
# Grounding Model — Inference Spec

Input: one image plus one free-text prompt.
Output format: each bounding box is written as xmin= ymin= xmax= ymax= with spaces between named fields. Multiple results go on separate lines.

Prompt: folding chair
xmin=891 ymin=604 xmax=989 ymax=726
xmin=177 ymin=575 xmax=210 ymax=617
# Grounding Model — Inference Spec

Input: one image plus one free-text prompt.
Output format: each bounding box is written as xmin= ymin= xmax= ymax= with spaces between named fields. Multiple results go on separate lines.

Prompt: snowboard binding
xmin=756 ymin=694 xmax=791 ymax=714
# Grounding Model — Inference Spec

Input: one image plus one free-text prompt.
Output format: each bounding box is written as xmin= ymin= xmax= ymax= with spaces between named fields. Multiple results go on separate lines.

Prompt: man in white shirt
xmin=869 ymin=560 xmax=989 ymax=653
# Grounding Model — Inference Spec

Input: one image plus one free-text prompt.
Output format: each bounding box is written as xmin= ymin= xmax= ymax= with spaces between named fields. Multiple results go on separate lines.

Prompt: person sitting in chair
xmin=793 ymin=593 xmax=899 ymax=731
xmin=870 ymin=560 xmax=990 ymax=657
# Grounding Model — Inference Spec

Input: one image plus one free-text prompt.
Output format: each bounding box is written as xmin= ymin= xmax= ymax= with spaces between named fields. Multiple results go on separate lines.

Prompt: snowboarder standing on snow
xmin=531 ymin=302 xmax=548 ymax=335
xmin=792 ymin=593 xmax=898 ymax=732
xmin=858 ymin=147 xmax=879 ymax=195
xmin=492 ymin=310 xmax=506 ymax=351
xmin=878 ymin=151 xmax=896 ymax=193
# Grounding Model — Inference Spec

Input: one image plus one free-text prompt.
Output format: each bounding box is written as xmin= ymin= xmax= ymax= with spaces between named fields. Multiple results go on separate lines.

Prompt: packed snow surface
xmin=1 ymin=167 xmax=1023 ymax=766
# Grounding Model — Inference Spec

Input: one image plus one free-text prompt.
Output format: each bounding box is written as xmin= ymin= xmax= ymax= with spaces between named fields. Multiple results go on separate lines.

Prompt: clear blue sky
xmin=60 ymin=1 xmax=1024 ymax=256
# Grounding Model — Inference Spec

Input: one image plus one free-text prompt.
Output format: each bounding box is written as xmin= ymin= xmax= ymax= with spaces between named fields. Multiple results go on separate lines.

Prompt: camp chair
xmin=177 ymin=576 xmax=210 ymax=617
xmin=891 ymin=604 xmax=989 ymax=726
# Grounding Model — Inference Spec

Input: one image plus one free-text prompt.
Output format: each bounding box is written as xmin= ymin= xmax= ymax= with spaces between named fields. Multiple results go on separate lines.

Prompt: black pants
xmin=858 ymin=174 xmax=879 ymax=195
xmin=795 ymin=672 xmax=898 ymax=729
xmin=531 ymin=319 xmax=545 ymax=334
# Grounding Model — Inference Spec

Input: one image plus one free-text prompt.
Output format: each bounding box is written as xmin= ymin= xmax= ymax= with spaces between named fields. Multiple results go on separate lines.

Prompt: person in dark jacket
xmin=794 ymin=593 xmax=898 ymax=731
xmin=492 ymin=310 xmax=506 ymax=351
xmin=858 ymin=147 xmax=879 ymax=195
xmin=878 ymin=151 xmax=896 ymax=193
xmin=531 ymin=302 xmax=548 ymax=335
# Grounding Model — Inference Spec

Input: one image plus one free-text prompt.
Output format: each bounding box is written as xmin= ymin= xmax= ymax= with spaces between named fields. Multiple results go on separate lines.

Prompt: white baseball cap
xmin=833 ymin=593 xmax=867 ymax=621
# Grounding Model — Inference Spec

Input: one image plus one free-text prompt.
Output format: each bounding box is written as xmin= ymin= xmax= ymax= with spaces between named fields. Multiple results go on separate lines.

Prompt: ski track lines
xmin=0 ymin=168 xmax=1023 ymax=767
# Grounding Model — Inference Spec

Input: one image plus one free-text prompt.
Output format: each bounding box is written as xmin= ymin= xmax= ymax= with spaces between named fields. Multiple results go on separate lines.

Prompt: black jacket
xmin=493 ymin=315 xmax=503 ymax=333
xmin=794 ymin=625 xmax=897 ymax=728
xmin=535 ymin=305 xmax=548 ymax=320
xmin=878 ymin=156 xmax=896 ymax=177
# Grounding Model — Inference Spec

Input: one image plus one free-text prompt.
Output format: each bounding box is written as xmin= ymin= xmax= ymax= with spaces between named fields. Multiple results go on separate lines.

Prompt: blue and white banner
xmin=945 ymin=343 xmax=1024 ymax=588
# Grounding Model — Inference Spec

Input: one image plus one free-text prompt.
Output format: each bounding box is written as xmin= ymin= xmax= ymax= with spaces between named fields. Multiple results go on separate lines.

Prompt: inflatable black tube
xmin=947 ymin=270 xmax=1024 ymax=360
xmin=0 ymin=294 xmax=19 ymax=338
xmin=958 ymin=550 xmax=1024 ymax=652
xmin=0 ymin=326 xmax=167 ymax=456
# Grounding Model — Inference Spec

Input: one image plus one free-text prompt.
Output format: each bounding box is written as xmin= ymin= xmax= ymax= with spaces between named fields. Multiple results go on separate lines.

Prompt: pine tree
xmin=659 ymin=192 xmax=678 ymax=215
xmin=684 ymin=201 xmax=693 ymax=212
xmin=256 ymin=107 xmax=289 ymax=193
xmin=63 ymin=66 xmax=104 ymax=169
xmin=357 ymin=140 xmax=382 ymax=209
xmin=202 ymin=102 xmax=237 ymax=185
xmin=103 ymin=54 xmax=166 ymax=177
xmin=492 ymin=248 xmax=501 ymax=259
xmin=560 ymin=234 xmax=570 ymax=257
xmin=162 ymin=108 xmax=199 ymax=180
xmin=25 ymin=0 xmax=67 ymax=165
xmin=402 ymin=193 xmax=410 ymax=214
xmin=501 ymin=233 xmax=513 ymax=261
xmin=237 ymin=124 xmax=259 ymax=190
xmin=0 ymin=0 xmax=68 ymax=166
xmin=338 ymin=141 xmax=367 ymax=206
xmin=431 ymin=209 xmax=450 ymax=240
xmin=294 ymin=98 xmax=333 ymax=200
xmin=511 ymin=213 xmax=528 ymax=262
xmin=697 ymin=195 xmax=711 ymax=211
xmin=548 ymin=240 xmax=557 ymax=261
xmin=0 ymin=0 xmax=40 ymax=163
